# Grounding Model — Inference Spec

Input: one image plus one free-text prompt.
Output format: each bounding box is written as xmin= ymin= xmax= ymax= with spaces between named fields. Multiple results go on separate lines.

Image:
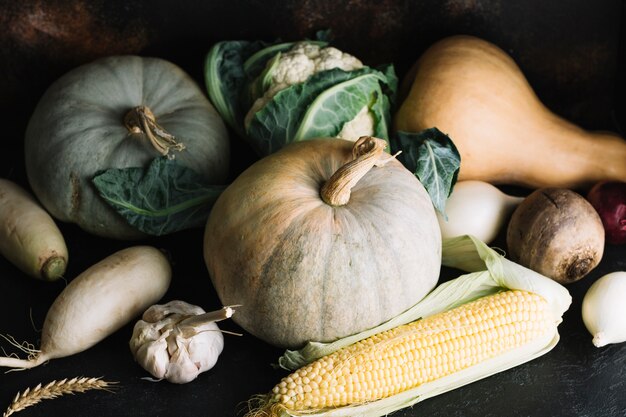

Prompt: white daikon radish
xmin=0 ymin=246 xmax=171 ymax=369
xmin=0 ymin=178 xmax=68 ymax=281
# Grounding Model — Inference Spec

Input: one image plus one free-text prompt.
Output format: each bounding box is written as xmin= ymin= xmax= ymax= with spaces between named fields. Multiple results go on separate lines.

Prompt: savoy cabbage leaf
xmin=93 ymin=157 xmax=226 ymax=236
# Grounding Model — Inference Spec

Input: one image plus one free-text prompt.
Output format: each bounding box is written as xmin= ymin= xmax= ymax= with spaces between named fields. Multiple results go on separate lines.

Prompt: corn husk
xmin=273 ymin=235 xmax=571 ymax=417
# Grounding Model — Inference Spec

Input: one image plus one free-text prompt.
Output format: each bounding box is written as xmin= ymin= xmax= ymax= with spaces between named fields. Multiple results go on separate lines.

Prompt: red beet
xmin=587 ymin=181 xmax=626 ymax=245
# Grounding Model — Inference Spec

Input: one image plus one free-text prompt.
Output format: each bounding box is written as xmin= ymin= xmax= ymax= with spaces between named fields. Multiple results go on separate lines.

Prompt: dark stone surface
xmin=0 ymin=1 xmax=624 ymax=416
xmin=0 ymin=223 xmax=625 ymax=417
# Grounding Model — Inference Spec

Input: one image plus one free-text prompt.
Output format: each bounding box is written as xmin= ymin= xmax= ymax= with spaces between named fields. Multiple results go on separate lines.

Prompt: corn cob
xmin=246 ymin=289 xmax=555 ymax=416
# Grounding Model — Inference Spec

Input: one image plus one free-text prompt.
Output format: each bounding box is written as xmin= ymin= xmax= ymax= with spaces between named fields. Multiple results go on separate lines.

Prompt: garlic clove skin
xmin=143 ymin=300 xmax=205 ymax=322
xmin=163 ymin=324 xmax=224 ymax=384
xmin=165 ymin=331 xmax=206 ymax=384
xmin=187 ymin=323 xmax=224 ymax=372
xmin=582 ymin=271 xmax=626 ymax=347
xmin=130 ymin=300 xmax=231 ymax=383
xmin=135 ymin=333 xmax=171 ymax=379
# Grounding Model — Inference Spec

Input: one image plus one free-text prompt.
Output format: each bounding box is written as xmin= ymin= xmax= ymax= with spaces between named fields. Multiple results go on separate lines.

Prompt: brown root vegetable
xmin=506 ymin=188 xmax=604 ymax=284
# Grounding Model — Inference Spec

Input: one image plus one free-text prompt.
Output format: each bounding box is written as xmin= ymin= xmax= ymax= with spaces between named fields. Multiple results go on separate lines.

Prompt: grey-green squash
xmin=204 ymin=137 xmax=442 ymax=348
xmin=25 ymin=55 xmax=230 ymax=239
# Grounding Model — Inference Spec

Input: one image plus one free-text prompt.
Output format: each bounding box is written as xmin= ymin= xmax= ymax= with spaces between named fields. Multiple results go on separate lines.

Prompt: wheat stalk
xmin=3 ymin=376 xmax=116 ymax=417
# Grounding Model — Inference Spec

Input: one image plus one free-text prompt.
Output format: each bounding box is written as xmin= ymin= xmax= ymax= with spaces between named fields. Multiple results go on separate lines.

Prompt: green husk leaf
xmin=278 ymin=235 xmax=572 ymax=370
xmin=393 ymin=128 xmax=461 ymax=217
xmin=92 ymin=157 xmax=226 ymax=236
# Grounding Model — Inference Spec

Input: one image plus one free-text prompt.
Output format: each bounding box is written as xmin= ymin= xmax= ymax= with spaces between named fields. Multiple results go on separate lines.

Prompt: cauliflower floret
xmin=245 ymin=42 xmax=364 ymax=128
xmin=336 ymin=105 xmax=375 ymax=141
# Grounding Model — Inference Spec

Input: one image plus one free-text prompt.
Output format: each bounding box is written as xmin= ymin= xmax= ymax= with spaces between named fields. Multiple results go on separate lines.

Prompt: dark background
xmin=0 ymin=1 xmax=625 ymax=416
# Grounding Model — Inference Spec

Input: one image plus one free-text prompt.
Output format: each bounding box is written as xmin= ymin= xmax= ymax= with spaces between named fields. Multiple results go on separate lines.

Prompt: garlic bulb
xmin=582 ymin=271 xmax=626 ymax=347
xmin=438 ymin=181 xmax=524 ymax=244
xmin=130 ymin=300 xmax=235 ymax=383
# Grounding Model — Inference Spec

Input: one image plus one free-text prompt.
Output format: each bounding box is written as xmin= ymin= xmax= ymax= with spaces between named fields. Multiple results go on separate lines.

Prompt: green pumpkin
xmin=25 ymin=55 xmax=229 ymax=239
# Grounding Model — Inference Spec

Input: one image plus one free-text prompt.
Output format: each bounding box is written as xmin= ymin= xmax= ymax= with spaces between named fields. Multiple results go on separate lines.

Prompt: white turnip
xmin=0 ymin=246 xmax=171 ymax=369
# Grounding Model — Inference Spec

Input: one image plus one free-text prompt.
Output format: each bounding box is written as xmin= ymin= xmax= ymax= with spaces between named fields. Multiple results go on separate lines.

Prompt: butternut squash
xmin=395 ymin=35 xmax=626 ymax=190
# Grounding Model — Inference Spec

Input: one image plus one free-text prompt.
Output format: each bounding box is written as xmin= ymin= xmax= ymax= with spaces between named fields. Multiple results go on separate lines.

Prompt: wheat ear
xmin=3 ymin=376 xmax=116 ymax=417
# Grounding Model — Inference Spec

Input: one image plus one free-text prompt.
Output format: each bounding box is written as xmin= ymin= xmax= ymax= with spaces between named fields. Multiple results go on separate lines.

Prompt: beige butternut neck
xmin=394 ymin=34 xmax=626 ymax=190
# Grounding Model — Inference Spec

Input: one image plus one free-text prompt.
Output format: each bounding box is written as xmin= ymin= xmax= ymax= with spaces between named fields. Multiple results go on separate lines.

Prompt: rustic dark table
xmin=0 ymin=1 xmax=625 ymax=416
xmin=0 ymin=228 xmax=625 ymax=417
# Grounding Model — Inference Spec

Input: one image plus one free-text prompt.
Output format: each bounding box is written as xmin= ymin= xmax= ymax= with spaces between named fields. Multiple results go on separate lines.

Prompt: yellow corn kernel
xmin=246 ymin=290 xmax=554 ymax=416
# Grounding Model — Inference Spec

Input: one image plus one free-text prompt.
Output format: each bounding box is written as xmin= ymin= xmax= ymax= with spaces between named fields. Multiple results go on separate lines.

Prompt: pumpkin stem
xmin=321 ymin=136 xmax=397 ymax=206
xmin=124 ymin=106 xmax=186 ymax=156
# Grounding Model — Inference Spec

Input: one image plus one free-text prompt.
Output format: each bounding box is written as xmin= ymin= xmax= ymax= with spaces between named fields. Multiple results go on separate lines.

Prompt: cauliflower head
xmin=244 ymin=42 xmax=371 ymax=138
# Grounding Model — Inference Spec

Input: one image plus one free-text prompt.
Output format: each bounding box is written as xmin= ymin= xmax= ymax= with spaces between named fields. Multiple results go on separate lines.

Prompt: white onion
xmin=582 ymin=271 xmax=626 ymax=347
